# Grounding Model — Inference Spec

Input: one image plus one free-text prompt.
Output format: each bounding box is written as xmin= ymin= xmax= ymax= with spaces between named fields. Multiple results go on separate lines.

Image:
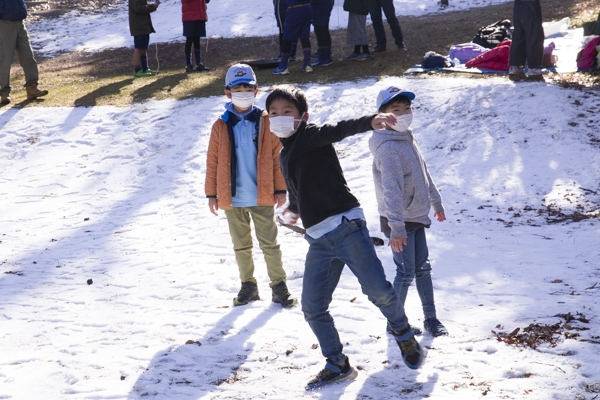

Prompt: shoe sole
xmin=233 ymin=295 xmax=260 ymax=306
xmin=273 ymin=298 xmax=298 ymax=308
xmin=305 ymin=367 xmax=358 ymax=390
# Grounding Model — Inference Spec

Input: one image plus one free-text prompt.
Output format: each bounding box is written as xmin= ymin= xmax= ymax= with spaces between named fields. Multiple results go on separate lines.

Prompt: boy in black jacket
xmin=265 ymin=85 xmax=423 ymax=390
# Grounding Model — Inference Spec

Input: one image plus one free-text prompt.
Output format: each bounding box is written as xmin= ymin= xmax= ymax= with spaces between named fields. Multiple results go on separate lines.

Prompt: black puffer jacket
xmin=343 ymin=0 xmax=368 ymax=15
xmin=128 ymin=0 xmax=156 ymax=36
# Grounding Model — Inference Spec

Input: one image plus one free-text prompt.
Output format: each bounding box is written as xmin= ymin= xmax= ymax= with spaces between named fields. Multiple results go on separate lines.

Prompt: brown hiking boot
xmin=26 ymin=83 xmax=49 ymax=100
xmin=0 ymin=94 xmax=10 ymax=105
xmin=372 ymin=45 xmax=386 ymax=53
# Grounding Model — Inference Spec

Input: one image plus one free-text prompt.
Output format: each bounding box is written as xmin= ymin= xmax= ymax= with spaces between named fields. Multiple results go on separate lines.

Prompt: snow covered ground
xmin=27 ymin=0 xmax=513 ymax=54
xmin=1 ymin=75 xmax=599 ymax=399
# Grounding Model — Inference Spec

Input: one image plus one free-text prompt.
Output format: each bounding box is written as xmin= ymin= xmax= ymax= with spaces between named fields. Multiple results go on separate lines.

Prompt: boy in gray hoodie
xmin=369 ymin=86 xmax=448 ymax=337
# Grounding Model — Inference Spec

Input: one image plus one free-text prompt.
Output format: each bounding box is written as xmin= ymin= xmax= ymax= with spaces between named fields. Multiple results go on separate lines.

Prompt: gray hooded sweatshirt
xmin=369 ymin=128 xmax=444 ymax=239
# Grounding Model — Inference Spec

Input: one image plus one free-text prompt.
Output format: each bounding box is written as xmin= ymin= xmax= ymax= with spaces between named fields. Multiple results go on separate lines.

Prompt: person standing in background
xmin=508 ymin=0 xmax=544 ymax=80
xmin=310 ymin=0 xmax=335 ymax=67
xmin=367 ymin=0 xmax=407 ymax=53
xmin=0 ymin=0 xmax=48 ymax=105
xmin=181 ymin=0 xmax=210 ymax=72
xmin=129 ymin=0 xmax=159 ymax=77
xmin=343 ymin=0 xmax=372 ymax=60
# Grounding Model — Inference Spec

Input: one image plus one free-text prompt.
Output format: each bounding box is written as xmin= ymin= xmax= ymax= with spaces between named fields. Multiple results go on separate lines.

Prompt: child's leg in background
xmin=509 ymin=1 xmax=529 ymax=68
xmin=300 ymin=37 xmax=312 ymax=70
xmin=311 ymin=0 xmax=334 ymax=66
xmin=523 ymin=0 xmax=544 ymax=69
xmin=192 ymin=36 xmax=202 ymax=66
xmin=224 ymin=208 xmax=257 ymax=284
xmin=184 ymin=36 xmax=194 ymax=67
xmin=133 ymin=35 xmax=150 ymax=73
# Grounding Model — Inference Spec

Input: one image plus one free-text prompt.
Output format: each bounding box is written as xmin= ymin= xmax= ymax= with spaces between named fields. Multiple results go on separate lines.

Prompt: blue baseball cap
xmin=225 ymin=63 xmax=257 ymax=88
xmin=376 ymin=86 xmax=416 ymax=111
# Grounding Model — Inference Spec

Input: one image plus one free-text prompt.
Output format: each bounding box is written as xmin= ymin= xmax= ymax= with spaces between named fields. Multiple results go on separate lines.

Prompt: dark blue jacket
xmin=0 ymin=0 xmax=28 ymax=21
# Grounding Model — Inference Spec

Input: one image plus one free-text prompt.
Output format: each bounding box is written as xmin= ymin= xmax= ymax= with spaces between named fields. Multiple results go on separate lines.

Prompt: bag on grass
xmin=576 ymin=36 xmax=600 ymax=70
xmin=449 ymin=42 xmax=489 ymax=63
xmin=472 ymin=19 xmax=513 ymax=49
xmin=582 ymin=13 xmax=600 ymax=36
xmin=421 ymin=51 xmax=454 ymax=68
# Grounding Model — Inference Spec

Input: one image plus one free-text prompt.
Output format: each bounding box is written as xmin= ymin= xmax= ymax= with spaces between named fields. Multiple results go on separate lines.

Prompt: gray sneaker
xmin=345 ymin=52 xmax=361 ymax=60
xmin=354 ymin=53 xmax=373 ymax=61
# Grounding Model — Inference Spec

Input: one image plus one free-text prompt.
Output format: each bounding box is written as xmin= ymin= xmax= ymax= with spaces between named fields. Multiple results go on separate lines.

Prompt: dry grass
xmin=4 ymin=0 xmax=600 ymax=108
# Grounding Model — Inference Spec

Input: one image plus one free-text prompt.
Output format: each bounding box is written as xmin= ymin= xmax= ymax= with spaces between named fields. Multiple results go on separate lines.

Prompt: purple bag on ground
xmin=449 ymin=42 xmax=489 ymax=64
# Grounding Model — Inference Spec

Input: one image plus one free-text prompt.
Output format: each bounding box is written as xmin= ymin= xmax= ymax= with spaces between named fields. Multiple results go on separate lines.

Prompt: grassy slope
xmin=4 ymin=0 xmax=600 ymax=108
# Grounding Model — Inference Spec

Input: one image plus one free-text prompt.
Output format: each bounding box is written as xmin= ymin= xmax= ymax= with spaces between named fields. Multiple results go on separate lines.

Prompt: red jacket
xmin=181 ymin=0 xmax=208 ymax=22
xmin=466 ymin=40 xmax=510 ymax=71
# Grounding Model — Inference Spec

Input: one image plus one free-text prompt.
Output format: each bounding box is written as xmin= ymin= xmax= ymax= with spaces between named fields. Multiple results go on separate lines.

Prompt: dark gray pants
xmin=368 ymin=0 xmax=404 ymax=47
xmin=509 ymin=0 xmax=544 ymax=69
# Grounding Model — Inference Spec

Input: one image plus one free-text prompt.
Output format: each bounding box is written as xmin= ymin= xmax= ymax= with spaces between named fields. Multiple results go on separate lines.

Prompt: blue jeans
xmin=368 ymin=0 xmax=404 ymax=46
xmin=392 ymin=227 xmax=437 ymax=321
xmin=302 ymin=217 xmax=410 ymax=364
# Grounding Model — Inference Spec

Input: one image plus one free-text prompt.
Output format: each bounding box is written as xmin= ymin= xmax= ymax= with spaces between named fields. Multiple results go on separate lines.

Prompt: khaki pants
xmin=224 ymin=206 xmax=286 ymax=287
xmin=0 ymin=20 xmax=40 ymax=96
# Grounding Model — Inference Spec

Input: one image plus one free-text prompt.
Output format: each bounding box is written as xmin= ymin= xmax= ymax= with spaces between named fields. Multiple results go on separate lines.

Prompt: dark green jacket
xmin=128 ymin=0 xmax=156 ymax=36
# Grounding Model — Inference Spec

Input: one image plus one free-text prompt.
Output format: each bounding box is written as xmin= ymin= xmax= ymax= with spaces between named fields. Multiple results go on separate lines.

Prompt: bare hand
xmin=208 ymin=198 xmax=219 ymax=216
xmin=282 ymin=209 xmax=299 ymax=225
xmin=435 ymin=211 xmax=446 ymax=222
xmin=274 ymin=193 xmax=287 ymax=209
xmin=371 ymin=113 xmax=398 ymax=130
xmin=388 ymin=237 xmax=407 ymax=253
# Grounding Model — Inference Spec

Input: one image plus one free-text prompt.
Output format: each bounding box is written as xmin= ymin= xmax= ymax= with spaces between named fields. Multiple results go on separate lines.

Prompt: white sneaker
xmin=527 ymin=68 xmax=543 ymax=76
xmin=508 ymin=66 xmax=524 ymax=75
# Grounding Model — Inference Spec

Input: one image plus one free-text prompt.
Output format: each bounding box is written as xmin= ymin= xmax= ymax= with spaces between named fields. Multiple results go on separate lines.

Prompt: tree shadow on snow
xmin=127 ymin=306 xmax=276 ymax=399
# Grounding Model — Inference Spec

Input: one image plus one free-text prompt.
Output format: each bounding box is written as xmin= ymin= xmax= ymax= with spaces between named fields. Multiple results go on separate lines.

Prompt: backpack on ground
xmin=421 ymin=51 xmax=454 ymax=68
xmin=576 ymin=36 xmax=600 ymax=70
xmin=472 ymin=19 xmax=513 ymax=49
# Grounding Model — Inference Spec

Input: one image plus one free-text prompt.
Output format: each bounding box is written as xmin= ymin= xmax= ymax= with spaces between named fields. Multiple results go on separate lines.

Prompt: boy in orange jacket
xmin=204 ymin=64 xmax=296 ymax=307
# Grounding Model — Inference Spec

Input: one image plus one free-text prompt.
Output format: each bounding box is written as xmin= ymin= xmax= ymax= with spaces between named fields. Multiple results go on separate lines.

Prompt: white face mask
xmin=230 ymin=91 xmax=255 ymax=109
xmin=270 ymin=114 xmax=304 ymax=138
xmin=389 ymin=113 xmax=413 ymax=132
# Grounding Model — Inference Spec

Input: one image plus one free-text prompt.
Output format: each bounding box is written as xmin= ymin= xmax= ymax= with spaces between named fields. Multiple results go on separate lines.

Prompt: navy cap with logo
xmin=225 ymin=63 xmax=257 ymax=88
xmin=376 ymin=86 xmax=416 ymax=111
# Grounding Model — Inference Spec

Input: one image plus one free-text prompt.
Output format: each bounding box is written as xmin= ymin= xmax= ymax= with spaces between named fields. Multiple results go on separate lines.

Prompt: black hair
xmin=379 ymin=95 xmax=411 ymax=112
xmin=265 ymin=84 xmax=309 ymax=115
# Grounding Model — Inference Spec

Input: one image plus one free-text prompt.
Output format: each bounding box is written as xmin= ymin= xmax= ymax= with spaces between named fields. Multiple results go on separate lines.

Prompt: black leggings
xmin=185 ymin=37 xmax=201 ymax=53
xmin=313 ymin=24 xmax=331 ymax=48
xmin=282 ymin=37 xmax=310 ymax=53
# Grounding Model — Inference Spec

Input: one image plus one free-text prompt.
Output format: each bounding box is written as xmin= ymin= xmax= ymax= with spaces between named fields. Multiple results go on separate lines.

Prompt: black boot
xmin=271 ymin=281 xmax=297 ymax=308
xmin=233 ymin=281 xmax=260 ymax=306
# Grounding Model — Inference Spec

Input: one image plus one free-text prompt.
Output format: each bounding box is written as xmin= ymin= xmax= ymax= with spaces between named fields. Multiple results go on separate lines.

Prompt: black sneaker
xmin=393 ymin=329 xmax=424 ymax=370
xmin=271 ymin=281 xmax=297 ymax=308
xmin=195 ymin=63 xmax=210 ymax=72
xmin=185 ymin=65 xmax=195 ymax=73
xmin=424 ymin=317 xmax=448 ymax=337
xmin=386 ymin=322 xmax=422 ymax=336
xmin=233 ymin=281 xmax=260 ymax=306
xmin=305 ymin=355 xmax=358 ymax=390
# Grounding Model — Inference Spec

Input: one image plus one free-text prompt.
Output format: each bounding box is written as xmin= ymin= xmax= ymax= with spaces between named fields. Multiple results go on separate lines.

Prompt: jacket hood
xmin=368 ymin=128 xmax=412 ymax=154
